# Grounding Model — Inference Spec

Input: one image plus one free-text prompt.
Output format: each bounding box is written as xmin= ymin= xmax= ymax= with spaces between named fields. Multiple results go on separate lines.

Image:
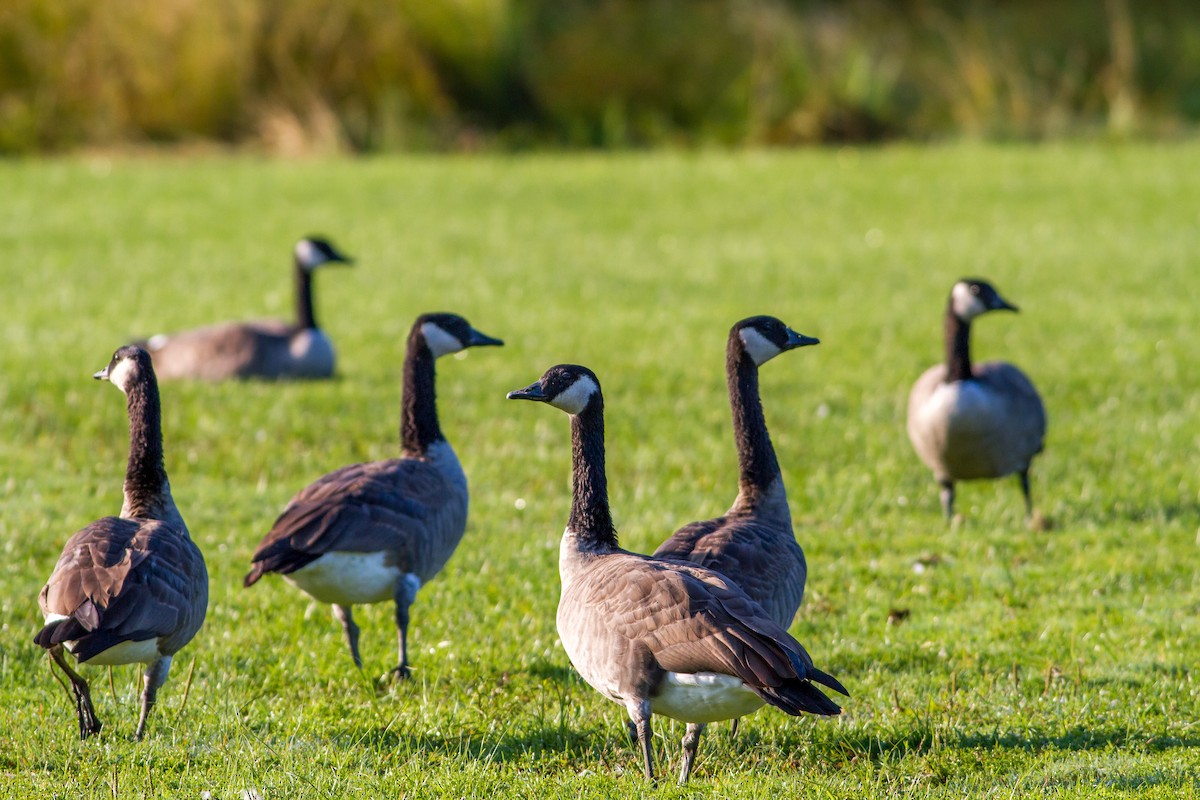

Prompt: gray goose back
xmin=508 ymin=364 xmax=846 ymax=784
xmin=144 ymin=236 xmax=351 ymax=380
xmin=34 ymin=346 xmax=208 ymax=739
xmin=654 ymin=316 xmax=818 ymax=629
xmin=244 ymin=313 xmax=502 ymax=675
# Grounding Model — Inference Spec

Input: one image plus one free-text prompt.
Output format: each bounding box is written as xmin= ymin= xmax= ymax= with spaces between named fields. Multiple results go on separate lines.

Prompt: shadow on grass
xmin=957 ymin=727 xmax=1200 ymax=752
xmin=1007 ymin=760 xmax=1200 ymax=793
xmin=523 ymin=660 xmax=578 ymax=684
xmin=321 ymin=723 xmax=598 ymax=766
xmin=1100 ymin=772 xmax=1200 ymax=791
xmin=1067 ymin=501 xmax=1200 ymax=527
xmin=831 ymin=724 xmax=1200 ymax=764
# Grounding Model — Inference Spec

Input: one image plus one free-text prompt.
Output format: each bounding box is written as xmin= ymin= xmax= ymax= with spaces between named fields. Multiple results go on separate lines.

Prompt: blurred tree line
xmin=1 ymin=0 xmax=1197 ymax=154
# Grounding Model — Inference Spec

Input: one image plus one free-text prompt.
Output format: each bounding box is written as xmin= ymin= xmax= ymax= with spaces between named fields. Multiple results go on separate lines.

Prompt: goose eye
xmin=970 ymin=284 xmax=981 ymax=295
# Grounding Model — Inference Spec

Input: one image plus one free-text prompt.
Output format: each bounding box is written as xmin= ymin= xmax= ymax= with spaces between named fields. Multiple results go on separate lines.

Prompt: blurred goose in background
xmin=907 ymin=278 xmax=1046 ymax=521
xmin=654 ymin=316 xmax=819 ymax=631
xmin=34 ymin=346 xmax=208 ymax=740
xmin=141 ymin=236 xmax=352 ymax=380
xmin=244 ymin=313 xmax=502 ymax=678
xmin=508 ymin=364 xmax=846 ymax=784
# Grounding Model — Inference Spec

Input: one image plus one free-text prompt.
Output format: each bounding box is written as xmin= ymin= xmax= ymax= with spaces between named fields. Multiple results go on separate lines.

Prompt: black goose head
xmin=94 ymin=345 xmax=156 ymax=394
xmin=732 ymin=315 xmax=820 ymax=366
xmin=507 ymin=364 xmax=602 ymax=416
xmin=950 ymin=278 xmax=1018 ymax=322
xmin=294 ymin=236 xmax=354 ymax=271
xmin=414 ymin=312 xmax=504 ymax=358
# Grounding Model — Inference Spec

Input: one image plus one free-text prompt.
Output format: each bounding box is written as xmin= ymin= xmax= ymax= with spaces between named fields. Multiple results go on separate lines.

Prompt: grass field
xmin=1 ymin=144 xmax=1198 ymax=798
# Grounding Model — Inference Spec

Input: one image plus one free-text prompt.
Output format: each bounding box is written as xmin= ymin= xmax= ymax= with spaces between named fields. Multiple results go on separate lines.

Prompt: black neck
xmin=295 ymin=260 xmax=317 ymax=329
xmin=122 ymin=377 xmax=171 ymax=519
xmin=568 ymin=400 xmax=617 ymax=549
xmin=944 ymin=300 xmax=973 ymax=381
xmin=400 ymin=333 xmax=443 ymax=456
xmin=728 ymin=340 xmax=781 ymax=504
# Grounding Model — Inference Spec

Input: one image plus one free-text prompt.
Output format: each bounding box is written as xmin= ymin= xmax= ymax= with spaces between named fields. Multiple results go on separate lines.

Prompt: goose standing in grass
xmin=654 ymin=316 xmax=819 ymax=630
xmin=34 ymin=346 xmax=208 ymax=740
xmin=244 ymin=313 xmax=502 ymax=677
xmin=907 ymin=278 xmax=1047 ymax=521
xmin=142 ymin=236 xmax=353 ymax=380
xmin=508 ymin=364 xmax=846 ymax=784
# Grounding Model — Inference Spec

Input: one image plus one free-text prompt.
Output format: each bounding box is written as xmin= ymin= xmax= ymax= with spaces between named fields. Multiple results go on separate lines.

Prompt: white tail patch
xmin=421 ymin=322 xmax=465 ymax=358
xmin=651 ymin=671 xmax=765 ymax=723
xmin=549 ymin=374 xmax=599 ymax=415
xmin=739 ymin=327 xmax=783 ymax=366
xmin=76 ymin=637 xmax=163 ymax=666
xmin=287 ymin=551 xmax=402 ymax=605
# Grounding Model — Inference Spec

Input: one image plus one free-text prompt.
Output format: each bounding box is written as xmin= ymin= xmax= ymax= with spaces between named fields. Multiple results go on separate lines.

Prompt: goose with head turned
xmin=34 ymin=346 xmax=208 ymax=740
xmin=654 ymin=316 xmax=819 ymax=630
xmin=245 ymin=313 xmax=502 ymax=677
xmin=907 ymin=278 xmax=1047 ymax=521
xmin=508 ymin=364 xmax=846 ymax=784
xmin=141 ymin=236 xmax=352 ymax=380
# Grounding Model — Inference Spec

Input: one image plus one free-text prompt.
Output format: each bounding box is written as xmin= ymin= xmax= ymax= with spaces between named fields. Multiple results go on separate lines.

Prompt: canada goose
xmin=508 ymin=364 xmax=846 ymax=784
xmin=142 ymin=236 xmax=352 ymax=380
xmin=244 ymin=313 xmax=502 ymax=677
xmin=33 ymin=346 xmax=208 ymax=740
xmin=654 ymin=316 xmax=819 ymax=630
xmin=907 ymin=278 xmax=1046 ymax=520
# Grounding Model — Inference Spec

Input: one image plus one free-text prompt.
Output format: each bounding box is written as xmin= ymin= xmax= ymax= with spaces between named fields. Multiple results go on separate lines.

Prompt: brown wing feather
xmin=148 ymin=321 xmax=294 ymax=380
xmin=563 ymin=553 xmax=844 ymax=712
xmin=654 ymin=514 xmax=807 ymax=629
xmin=35 ymin=517 xmax=208 ymax=662
xmin=245 ymin=457 xmax=459 ymax=584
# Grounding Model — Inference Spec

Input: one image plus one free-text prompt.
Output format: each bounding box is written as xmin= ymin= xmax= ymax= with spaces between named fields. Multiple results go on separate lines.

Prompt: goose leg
xmin=1018 ymin=470 xmax=1033 ymax=518
xmin=49 ymin=645 xmax=102 ymax=740
xmin=135 ymin=656 xmax=172 ymax=741
xmin=939 ymin=480 xmax=955 ymax=520
xmin=626 ymin=699 xmax=655 ymax=781
xmin=333 ymin=605 xmax=362 ymax=669
xmin=729 ymin=717 xmax=740 ymax=738
xmin=391 ymin=585 xmax=412 ymax=679
xmin=679 ymin=722 xmax=706 ymax=784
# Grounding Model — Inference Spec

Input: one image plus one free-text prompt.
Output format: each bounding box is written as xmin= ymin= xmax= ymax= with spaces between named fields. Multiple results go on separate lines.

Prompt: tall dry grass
xmin=0 ymin=0 xmax=1197 ymax=153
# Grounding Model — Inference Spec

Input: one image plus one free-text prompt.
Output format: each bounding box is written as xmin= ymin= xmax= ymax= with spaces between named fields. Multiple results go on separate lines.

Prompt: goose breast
xmin=908 ymin=361 xmax=1046 ymax=480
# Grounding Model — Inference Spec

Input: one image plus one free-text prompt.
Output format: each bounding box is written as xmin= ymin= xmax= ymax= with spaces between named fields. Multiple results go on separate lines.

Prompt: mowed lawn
xmin=0 ymin=144 xmax=1197 ymax=799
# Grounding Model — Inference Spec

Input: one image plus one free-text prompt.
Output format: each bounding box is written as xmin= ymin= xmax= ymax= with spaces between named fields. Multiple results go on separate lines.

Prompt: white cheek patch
xmin=550 ymin=375 xmax=599 ymax=415
xmin=421 ymin=322 xmax=465 ymax=358
xmin=739 ymin=327 xmax=783 ymax=366
xmin=951 ymin=282 xmax=987 ymax=321
xmin=106 ymin=358 xmax=138 ymax=393
xmin=294 ymin=239 xmax=319 ymax=269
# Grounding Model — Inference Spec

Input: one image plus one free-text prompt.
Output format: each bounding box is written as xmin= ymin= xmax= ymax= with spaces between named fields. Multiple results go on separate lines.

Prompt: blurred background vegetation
xmin=1 ymin=0 xmax=1198 ymax=154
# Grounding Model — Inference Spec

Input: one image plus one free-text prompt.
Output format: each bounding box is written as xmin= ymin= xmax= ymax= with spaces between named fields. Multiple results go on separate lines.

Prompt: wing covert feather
xmin=249 ymin=457 xmax=458 ymax=577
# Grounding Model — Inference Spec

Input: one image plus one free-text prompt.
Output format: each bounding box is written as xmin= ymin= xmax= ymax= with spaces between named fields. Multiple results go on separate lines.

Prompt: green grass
xmin=1 ymin=144 xmax=1198 ymax=798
